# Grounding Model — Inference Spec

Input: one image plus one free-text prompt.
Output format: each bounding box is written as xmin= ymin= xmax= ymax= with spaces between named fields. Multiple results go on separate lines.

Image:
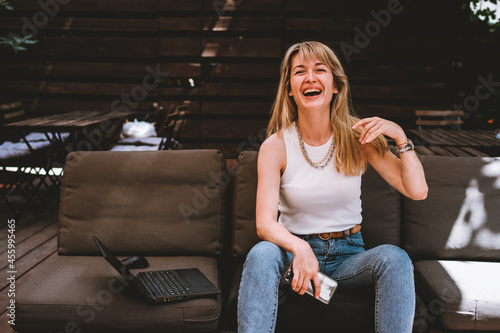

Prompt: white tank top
xmin=278 ymin=124 xmax=362 ymax=234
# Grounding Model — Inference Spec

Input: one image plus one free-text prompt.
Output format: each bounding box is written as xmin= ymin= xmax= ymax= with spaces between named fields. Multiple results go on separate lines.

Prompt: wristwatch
xmin=395 ymin=139 xmax=414 ymax=154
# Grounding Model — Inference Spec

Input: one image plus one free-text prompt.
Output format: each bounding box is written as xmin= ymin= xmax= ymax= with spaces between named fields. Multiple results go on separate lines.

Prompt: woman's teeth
xmin=303 ymin=88 xmax=322 ymax=96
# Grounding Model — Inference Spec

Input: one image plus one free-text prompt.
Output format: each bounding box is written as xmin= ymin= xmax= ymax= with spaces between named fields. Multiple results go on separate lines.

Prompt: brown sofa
xmin=15 ymin=150 xmax=227 ymax=333
xmin=230 ymin=151 xmax=500 ymax=333
xmin=15 ymin=149 xmax=500 ymax=332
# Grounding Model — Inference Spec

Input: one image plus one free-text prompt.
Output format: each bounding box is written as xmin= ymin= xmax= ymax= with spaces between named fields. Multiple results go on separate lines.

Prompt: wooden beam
xmin=416 ymin=120 xmax=463 ymax=126
xmin=415 ymin=110 xmax=464 ymax=117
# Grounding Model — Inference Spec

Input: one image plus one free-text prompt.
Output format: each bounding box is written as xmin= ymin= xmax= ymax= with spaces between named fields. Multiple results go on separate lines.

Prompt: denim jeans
xmin=238 ymin=232 xmax=415 ymax=333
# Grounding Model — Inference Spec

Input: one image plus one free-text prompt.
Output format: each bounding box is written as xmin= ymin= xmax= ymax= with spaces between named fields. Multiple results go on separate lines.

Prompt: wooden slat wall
xmin=0 ymin=0 xmax=471 ymax=158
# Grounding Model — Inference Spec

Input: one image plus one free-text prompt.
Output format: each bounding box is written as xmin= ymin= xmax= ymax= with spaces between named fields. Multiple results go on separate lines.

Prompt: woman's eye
xmin=294 ymin=70 xmax=304 ymax=75
xmin=316 ymin=68 xmax=326 ymax=72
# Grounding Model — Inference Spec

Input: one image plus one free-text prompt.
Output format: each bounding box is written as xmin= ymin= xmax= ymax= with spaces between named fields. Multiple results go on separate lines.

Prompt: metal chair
xmin=0 ymin=102 xmax=61 ymax=217
xmin=158 ymin=105 xmax=188 ymax=150
xmin=108 ymin=104 xmax=188 ymax=152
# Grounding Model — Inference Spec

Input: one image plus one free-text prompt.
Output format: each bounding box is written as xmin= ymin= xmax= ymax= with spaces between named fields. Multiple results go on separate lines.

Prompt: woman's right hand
xmin=291 ymin=239 xmax=321 ymax=299
xmin=255 ymin=133 xmax=321 ymax=298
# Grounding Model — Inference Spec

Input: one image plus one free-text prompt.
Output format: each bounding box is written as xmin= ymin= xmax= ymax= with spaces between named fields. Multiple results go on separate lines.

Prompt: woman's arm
xmin=256 ymin=133 xmax=322 ymax=298
xmin=352 ymin=117 xmax=428 ymax=200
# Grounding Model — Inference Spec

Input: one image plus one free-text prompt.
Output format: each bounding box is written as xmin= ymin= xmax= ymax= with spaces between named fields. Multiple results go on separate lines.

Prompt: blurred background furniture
xmin=1 ymin=101 xmax=65 ymax=217
xmin=2 ymin=108 xmax=132 ymax=216
xmin=109 ymin=104 xmax=188 ymax=151
xmin=408 ymin=110 xmax=500 ymax=158
xmin=415 ymin=110 xmax=465 ymax=130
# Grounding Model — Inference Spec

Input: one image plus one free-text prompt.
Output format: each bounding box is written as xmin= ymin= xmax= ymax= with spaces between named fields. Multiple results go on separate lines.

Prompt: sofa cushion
xmin=58 ymin=150 xmax=227 ymax=256
xmin=231 ymin=151 xmax=402 ymax=259
xmin=414 ymin=260 xmax=500 ymax=331
xmin=231 ymin=151 xmax=260 ymax=258
xmin=360 ymin=164 xmax=402 ymax=249
xmin=15 ymin=256 xmax=221 ymax=333
xmin=405 ymin=156 xmax=500 ymax=260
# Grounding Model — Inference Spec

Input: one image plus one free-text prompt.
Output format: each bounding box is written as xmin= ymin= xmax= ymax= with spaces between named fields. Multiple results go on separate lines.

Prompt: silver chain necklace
xmin=295 ymin=121 xmax=335 ymax=170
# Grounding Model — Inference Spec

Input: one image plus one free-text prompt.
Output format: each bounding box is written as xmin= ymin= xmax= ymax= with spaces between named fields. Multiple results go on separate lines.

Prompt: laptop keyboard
xmin=144 ymin=271 xmax=192 ymax=296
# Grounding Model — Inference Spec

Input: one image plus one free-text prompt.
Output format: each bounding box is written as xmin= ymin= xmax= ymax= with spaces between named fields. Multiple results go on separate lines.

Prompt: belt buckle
xmin=319 ymin=232 xmax=332 ymax=241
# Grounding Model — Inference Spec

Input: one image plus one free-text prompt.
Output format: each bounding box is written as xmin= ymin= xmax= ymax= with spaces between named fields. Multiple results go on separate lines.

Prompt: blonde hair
xmin=267 ymin=41 xmax=387 ymax=176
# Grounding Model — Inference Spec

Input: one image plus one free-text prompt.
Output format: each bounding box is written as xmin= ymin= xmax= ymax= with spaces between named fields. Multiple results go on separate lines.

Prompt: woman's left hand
xmin=353 ymin=116 xmax=429 ymax=200
xmin=352 ymin=117 xmax=407 ymax=146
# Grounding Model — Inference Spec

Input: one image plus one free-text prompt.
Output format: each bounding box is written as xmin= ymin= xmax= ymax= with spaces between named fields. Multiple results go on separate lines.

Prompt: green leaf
xmin=0 ymin=0 xmax=13 ymax=11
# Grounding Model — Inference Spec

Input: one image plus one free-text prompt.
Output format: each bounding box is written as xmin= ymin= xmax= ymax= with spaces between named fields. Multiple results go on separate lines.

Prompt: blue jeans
xmin=238 ymin=232 xmax=415 ymax=333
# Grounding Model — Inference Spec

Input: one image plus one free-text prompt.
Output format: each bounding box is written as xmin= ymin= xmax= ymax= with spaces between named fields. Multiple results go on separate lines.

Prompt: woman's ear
xmin=288 ymin=91 xmax=293 ymax=96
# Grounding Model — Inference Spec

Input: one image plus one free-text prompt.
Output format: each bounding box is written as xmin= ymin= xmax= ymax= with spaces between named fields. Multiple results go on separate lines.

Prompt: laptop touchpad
xmin=180 ymin=270 xmax=212 ymax=287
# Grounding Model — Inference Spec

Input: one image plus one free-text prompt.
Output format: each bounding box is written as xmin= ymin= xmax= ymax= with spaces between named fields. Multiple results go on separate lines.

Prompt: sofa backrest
xmin=58 ymin=150 xmax=227 ymax=256
xmin=231 ymin=151 xmax=402 ymax=259
xmin=405 ymin=155 xmax=500 ymax=261
xmin=360 ymin=162 xmax=403 ymax=249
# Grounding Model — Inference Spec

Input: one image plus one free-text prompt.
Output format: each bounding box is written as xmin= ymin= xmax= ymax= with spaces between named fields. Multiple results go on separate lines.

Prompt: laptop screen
xmin=93 ymin=236 xmax=136 ymax=281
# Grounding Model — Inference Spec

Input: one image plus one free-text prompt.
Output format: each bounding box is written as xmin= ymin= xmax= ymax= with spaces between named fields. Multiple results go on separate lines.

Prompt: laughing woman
xmin=237 ymin=41 xmax=428 ymax=333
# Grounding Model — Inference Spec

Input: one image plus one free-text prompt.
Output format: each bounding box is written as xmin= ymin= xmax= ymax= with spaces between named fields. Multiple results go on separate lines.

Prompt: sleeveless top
xmin=278 ymin=124 xmax=362 ymax=234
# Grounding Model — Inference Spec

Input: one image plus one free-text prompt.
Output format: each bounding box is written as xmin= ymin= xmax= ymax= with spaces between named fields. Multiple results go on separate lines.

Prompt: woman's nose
xmin=305 ymin=70 xmax=316 ymax=82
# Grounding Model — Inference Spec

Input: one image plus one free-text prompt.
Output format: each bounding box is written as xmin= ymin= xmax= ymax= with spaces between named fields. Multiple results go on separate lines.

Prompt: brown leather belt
xmin=310 ymin=224 xmax=361 ymax=240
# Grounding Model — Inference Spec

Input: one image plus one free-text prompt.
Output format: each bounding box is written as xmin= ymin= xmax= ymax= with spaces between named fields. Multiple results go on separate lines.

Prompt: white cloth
xmin=24 ymin=132 xmax=70 ymax=142
xmin=0 ymin=140 xmax=51 ymax=159
xmin=109 ymin=145 xmax=159 ymax=151
xmin=278 ymin=124 xmax=362 ymax=234
xmin=121 ymin=120 xmax=157 ymax=138
xmin=0 ymin=132 xmax=70 ymax=160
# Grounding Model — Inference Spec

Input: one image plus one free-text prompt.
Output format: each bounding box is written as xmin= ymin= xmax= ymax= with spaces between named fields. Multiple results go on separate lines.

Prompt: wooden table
xmin=408 ymin=129 xmax=500 ymax=157
xmin=2 ymin=110 xmax=133 ymax=216
xmin=6 ymin=110 xmax=133 ymax=166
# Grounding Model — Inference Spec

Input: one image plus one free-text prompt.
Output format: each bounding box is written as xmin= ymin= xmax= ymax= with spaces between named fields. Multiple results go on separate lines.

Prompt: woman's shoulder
xmin=261 ymin=131 xmax=285 ymax=153
xmin=259 ymin=131 xmax=286 ymax=169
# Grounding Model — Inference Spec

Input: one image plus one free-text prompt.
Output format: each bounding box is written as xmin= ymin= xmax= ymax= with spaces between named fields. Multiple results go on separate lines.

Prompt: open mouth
xmin=302 ymin=88 xmax=322 ymax=97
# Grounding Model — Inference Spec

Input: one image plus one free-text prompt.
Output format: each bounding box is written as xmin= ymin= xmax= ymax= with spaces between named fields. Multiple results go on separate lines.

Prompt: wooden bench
xmin=415 ymin=110 xmax=464 ymax=130
xmin=409 ymin=109 xmax=500 ymax=157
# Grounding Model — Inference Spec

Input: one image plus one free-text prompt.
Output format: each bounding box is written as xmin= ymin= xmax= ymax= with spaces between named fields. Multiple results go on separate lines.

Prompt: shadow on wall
xmin=446 ymin=159 xmax=500 ymax=251
xmin=405 ymin=156 xmax=500 ymax=261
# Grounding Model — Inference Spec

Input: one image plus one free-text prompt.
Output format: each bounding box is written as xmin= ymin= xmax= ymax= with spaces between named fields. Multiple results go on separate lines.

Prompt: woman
xmin=237 ymin=41 xmax=428 ymax=333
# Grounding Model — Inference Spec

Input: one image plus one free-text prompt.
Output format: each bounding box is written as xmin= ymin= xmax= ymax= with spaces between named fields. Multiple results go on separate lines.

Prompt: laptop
xmin=93 ymin=236 xmax=220 ymax=303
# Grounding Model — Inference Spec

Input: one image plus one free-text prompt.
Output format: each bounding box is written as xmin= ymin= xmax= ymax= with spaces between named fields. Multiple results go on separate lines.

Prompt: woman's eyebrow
xmin=292 ymin=65 xmax=305 ymax=71
xmin=292 ymin=62 xmax=326 ymax=71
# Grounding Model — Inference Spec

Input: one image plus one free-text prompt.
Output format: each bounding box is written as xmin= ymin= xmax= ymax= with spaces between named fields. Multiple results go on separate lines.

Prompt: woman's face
xmin=288 ymin=54 xmax=338 ymax=114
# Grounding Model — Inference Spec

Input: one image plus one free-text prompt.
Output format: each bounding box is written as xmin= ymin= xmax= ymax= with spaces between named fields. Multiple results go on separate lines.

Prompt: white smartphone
xmin=281 ymin=261 xmax=338 ymax=304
